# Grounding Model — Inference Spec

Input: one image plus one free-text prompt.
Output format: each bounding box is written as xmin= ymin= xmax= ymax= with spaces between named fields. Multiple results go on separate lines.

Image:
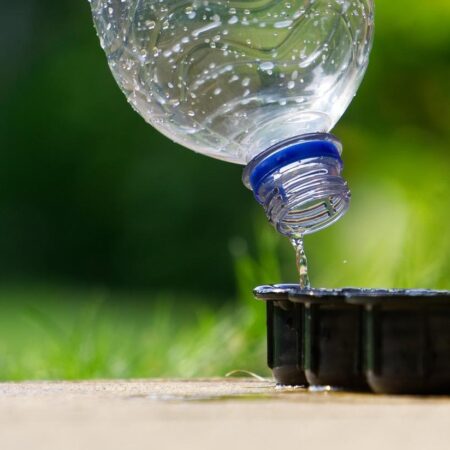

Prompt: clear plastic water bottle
xmin=89 ymin=0 xmax=374 ymax=236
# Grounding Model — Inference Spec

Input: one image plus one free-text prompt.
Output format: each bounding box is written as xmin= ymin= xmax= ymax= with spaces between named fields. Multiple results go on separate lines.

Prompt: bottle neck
xmin=242 ymin=133 xmax=350 ymax=237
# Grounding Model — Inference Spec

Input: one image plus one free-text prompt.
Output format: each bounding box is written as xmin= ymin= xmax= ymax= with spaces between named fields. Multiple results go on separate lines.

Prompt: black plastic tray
xmin=254 ymin=285 xmax=450 ymax=394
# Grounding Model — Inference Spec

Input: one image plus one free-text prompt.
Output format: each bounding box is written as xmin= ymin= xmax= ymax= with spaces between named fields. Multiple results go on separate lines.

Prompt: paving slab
xmin=0 ymin=378 xmax=449 ymax=450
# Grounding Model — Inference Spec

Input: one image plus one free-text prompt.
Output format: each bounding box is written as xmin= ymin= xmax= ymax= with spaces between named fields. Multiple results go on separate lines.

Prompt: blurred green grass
xmin=0 ymin=198 xmax=448 ymax=380
xmin=0 ymin=0 xmax=448 ymax=379
xmin=1 ymin=0 xmax=449 ymax=295
xmin=0 ymin=285 xmax=265 ymax=380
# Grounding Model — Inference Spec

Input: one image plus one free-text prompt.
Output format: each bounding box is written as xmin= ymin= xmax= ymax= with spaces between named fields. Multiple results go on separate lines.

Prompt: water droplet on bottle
xmin=90 ymin=0 xmax=374 ymax=165
xmin=274 ymin=19 xmax=293 ymax=28
xmin=185 ymin=7 xmax=196 ymax=19
xmin=260 ymin=61 xmax=275 ymax=71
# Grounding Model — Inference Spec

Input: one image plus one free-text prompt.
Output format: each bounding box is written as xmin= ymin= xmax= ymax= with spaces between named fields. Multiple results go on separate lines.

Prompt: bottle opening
xmin=242 ymin=133 xmax=350 ymax=237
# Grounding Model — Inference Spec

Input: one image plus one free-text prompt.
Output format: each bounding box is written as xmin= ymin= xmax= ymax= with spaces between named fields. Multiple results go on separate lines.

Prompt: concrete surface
xmin=0 ymin=378 xmax=449 ymax=450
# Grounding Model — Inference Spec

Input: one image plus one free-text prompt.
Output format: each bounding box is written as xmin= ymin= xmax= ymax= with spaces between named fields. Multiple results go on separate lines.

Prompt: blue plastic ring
xmin=249 ymin=139 xmax=342 ymax=195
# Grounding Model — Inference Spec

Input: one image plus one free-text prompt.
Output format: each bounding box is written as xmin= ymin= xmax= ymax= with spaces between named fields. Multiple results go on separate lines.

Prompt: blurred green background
xmin=0 ymin=0 xmax=448 ymax=380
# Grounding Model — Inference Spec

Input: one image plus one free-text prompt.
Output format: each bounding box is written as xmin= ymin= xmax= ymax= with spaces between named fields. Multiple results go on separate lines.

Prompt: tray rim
xmin=253 ymin=284 xmax=450 ymax=306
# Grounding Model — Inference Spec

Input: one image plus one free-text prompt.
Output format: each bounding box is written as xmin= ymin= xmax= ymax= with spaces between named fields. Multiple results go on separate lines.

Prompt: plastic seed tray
xmin=254 ymin=285 xmax=450 ymax=394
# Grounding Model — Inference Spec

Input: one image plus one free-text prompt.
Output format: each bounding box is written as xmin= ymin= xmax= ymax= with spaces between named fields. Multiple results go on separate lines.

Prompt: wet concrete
xmin=0 ymin=378 xmax=449 ymax=449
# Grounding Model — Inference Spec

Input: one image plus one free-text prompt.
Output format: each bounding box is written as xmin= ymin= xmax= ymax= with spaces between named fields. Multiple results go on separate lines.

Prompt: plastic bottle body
xmin=90 ymin=0 xmax=374 ymax=165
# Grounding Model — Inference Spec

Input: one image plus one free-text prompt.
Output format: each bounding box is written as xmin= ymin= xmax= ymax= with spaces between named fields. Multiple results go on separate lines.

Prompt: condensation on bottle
xmin=89 ymin=0 xmax=374 ymax=165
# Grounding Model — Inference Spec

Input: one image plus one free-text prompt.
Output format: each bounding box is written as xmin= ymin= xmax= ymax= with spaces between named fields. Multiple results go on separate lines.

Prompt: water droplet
xmin=185 ymin=7 xmax=196 ymax=19
xmin=274 ymin=19 xmax=293 ymax=28
xmin=260 ymin=61 xmax=275 ymax=71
